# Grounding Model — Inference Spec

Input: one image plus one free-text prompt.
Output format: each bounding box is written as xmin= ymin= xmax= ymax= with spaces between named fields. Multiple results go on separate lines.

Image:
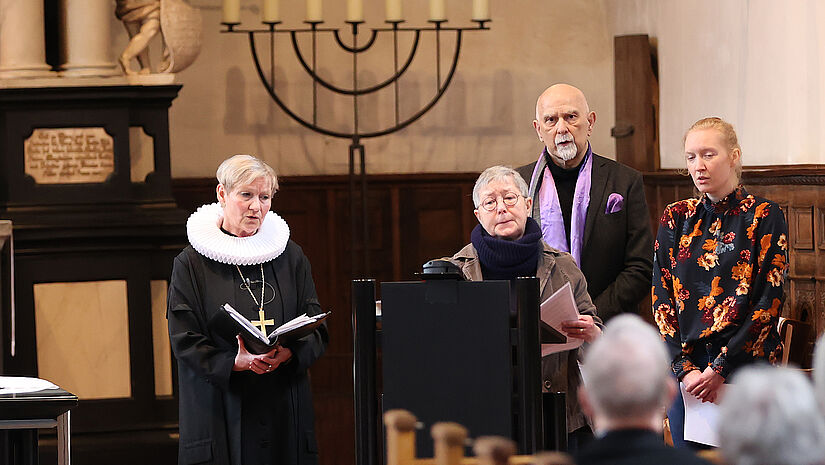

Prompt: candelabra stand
xmin=221 ymin=19 xmax=489 ymax=276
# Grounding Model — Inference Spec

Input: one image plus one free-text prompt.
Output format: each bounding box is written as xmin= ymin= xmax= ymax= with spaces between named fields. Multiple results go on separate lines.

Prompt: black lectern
xmin=353 ymin=276 xmax=561 ymax=465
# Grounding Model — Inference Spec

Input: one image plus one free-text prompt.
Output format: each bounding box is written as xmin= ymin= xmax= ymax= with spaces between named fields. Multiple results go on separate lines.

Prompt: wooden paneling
xmin=791 ymin=206 xmax=815 ymax=250
xmin=173 ymin=173 xmax=478 ymax=465
xmin=643 ymin=166 xmax=825 ymax=366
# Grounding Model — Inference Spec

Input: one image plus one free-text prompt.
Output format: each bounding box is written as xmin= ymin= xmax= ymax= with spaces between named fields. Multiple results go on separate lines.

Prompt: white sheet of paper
xmin=0 ymin=376 xmax=58 ymax=395
xmin=540 ymin=282 xmax=583 ymax=356
xmin=680 ymin=381 xmax=721 ymax=447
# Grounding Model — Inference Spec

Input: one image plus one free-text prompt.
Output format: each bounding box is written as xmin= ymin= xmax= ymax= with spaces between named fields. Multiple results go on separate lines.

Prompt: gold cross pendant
xmin=252 ymin=310 xmax=275 ymax=334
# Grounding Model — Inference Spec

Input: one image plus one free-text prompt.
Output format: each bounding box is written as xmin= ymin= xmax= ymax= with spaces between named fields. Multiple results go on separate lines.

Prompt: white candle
xmin=471 ymin=0 xmax=489 ymax=21
xmin=385 ymin=0 xmax=402 ymax=21
xmin=347 ymin=0 xmax=364 ymax=22
xmin=306 ymin=0 xmax=323 ymax=22
xmin=263 ymin=0 xmax=280 ymax=23
xmin=223 ymin=0 xmax=241 ymax=23
xmin=429 ymin=0 xmax=445 ymax=21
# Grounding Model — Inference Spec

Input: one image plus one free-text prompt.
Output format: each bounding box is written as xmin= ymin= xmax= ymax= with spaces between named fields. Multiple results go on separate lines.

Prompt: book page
xmin=540 ymin=282 xmax=583 ymax=356
xmin=222 ymin=303 xmax=269 ymax=343
xmin=271 ymin=312 xmax=330 ymax=337
xmin=273 ymin=313 xmax=311 ymax=335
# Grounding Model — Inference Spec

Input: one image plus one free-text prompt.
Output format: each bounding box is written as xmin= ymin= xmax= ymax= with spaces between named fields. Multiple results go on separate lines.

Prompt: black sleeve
xmin=282 ymin=244 xmax=329 ymax=373
xmin=167 ymin=252 xmax=236 ymax=391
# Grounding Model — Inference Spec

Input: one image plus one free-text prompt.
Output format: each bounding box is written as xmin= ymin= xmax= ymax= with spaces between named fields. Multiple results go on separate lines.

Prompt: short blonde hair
xmin=684 ymin=117 xmax=743 ymax=183
xmin=216 ymin=154 xmax=278 ymax=195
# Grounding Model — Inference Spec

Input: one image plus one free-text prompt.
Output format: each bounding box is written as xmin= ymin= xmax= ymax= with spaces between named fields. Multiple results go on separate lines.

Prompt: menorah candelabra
xmin=220 ymin=1 xmax=490 ymax=275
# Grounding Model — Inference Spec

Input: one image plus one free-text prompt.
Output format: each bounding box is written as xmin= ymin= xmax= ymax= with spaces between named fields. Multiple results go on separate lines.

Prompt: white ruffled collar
xmin=186 ymin=203 xmax=290 ymax=265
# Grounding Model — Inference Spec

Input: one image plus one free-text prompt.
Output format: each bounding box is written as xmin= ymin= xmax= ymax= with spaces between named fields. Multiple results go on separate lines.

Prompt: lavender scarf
xmin=528 ymin=144 xmax=593 ymax=265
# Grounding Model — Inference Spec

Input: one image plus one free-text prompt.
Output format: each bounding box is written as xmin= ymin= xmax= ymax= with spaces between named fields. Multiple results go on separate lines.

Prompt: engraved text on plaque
xmin=24 ymin=128 xmax=115 ymax=184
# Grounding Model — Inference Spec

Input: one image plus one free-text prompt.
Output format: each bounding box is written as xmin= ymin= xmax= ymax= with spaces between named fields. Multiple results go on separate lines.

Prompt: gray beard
xmin=556 ymin=143 xmax=578 ymax=161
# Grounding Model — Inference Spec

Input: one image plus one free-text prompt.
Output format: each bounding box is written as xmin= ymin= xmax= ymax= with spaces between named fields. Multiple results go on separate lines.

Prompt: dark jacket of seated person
xmin=574 ymin=428 xmax=712 ymax=465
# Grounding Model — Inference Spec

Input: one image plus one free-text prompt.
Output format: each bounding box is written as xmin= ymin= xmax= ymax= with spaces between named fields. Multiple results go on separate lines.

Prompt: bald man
xmin=517 ymin=84 xmax=653 ymax=322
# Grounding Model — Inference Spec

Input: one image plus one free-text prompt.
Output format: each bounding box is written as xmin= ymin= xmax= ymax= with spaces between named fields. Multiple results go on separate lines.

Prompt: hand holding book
xmin=234 ymin=336 xmax=293 ymax=374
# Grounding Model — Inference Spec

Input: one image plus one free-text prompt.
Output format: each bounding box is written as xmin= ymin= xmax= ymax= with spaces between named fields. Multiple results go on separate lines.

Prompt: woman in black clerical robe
xmin=168 ymin=154 xmax=328 ymax=465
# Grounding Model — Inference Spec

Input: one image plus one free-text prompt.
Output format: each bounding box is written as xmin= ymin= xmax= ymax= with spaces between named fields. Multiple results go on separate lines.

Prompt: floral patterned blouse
xmin=652 ymin=186 xmax=788 ymax=380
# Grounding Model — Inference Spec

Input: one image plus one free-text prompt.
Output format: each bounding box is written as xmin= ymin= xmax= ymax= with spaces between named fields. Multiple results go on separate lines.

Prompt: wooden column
xmin=613 ymin=34 xmax=659 ymax=172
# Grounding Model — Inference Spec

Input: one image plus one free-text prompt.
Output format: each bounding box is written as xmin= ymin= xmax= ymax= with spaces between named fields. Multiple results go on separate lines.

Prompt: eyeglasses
xmin=478 ymin=192 xmax=522 ymax=211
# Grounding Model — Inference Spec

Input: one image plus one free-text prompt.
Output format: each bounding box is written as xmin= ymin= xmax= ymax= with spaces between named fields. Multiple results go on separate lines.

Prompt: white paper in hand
xmin=540 ymin=282 xmax=583 ymax=356
xmin=680 ymin=381 xmax=721 ymax=447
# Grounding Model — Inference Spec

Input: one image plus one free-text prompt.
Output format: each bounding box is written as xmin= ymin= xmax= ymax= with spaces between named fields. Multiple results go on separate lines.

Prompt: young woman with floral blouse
xmin=651 ymin=117 xmax=788 ymax=448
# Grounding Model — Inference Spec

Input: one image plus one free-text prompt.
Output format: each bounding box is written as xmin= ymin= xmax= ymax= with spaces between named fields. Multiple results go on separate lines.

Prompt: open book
xmin=220 ymin=303 xmax=330 ymax=354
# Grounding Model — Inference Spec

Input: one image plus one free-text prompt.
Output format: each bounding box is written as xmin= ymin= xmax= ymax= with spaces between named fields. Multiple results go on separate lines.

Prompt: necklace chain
xmin=236 ymin=264 xmax=265 ymax=314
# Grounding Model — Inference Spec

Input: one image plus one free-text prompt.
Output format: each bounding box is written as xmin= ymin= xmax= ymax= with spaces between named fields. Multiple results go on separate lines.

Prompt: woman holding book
xmin=168 ymin=154 xmax=328 ymax=465
xmin=444 ymin=165 xmax=601 ymax=450
xmin=652 ymin=117 xmax=788 ymax=448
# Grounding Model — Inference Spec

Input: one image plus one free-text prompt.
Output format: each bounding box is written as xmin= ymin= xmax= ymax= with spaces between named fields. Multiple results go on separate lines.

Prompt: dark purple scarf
xmin=471 ymin=217 xmax=542 ymax=280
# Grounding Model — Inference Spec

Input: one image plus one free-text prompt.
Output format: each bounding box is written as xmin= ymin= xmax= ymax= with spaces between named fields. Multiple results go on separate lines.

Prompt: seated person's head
xmin=472 ymin=166 xmax=533 ymax=241
xmin=578 ymin=314 xmax=674 ymax=433
xmin=815 ymin=334 xmax=825 ymax=414
xmin=719 ymin=365 xmax=825 ymax=465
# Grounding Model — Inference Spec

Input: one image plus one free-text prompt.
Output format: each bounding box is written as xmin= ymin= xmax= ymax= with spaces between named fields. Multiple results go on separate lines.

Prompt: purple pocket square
xmin=605 ymin=193 xmax=624 ymax=214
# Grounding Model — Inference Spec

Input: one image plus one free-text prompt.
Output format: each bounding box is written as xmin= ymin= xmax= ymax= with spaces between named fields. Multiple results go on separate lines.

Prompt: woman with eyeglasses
xmin=444 ymin=165 xmax=602 ymax=450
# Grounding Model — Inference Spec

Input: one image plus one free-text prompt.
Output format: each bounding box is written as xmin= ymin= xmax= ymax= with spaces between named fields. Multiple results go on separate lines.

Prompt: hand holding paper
xmin=680 ymin=381 xmax=721 ymax=447
xmin=561 ymin=314 xmax=600 ymax=343
xmin=684 ymin=367 xmax=725 ymax=403
xmin=541 ymin=282 xmax=591 ymax=355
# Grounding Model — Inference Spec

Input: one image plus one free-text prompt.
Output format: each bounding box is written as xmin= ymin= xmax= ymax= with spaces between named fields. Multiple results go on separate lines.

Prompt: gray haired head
xmin=216 ymin=154 xmax=279 ymax=196
xmin=814 ymin=334 xmax=825 ymax=415
xmin=472 ymin=166 xmax=529 ymax=209
xmin=719 ymin=365 xmax=825 ymax=465
xmin=580 ymin=314 xmax=672 ymax=420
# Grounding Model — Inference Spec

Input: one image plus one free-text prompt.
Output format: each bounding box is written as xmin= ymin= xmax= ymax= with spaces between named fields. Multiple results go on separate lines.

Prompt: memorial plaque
xmin=24 ymin=128 xmax=115 ymax=184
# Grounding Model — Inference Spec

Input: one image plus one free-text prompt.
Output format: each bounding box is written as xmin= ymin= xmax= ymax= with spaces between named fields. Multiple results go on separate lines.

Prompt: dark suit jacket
xmin=574 ymin=429 xmax=712 ymax=465
xmin=517 ymin=153 xmax=653 ymax=321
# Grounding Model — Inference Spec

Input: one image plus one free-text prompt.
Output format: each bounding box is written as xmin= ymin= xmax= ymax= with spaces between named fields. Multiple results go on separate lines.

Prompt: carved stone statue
xmin=115 ymin=0 xmax=202 ymax=76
